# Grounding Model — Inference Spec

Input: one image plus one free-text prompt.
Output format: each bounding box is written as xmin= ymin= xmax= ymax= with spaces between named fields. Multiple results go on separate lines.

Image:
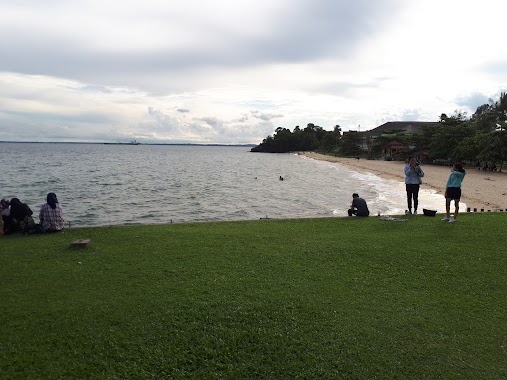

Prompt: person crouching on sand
xmin=442 ymin=163 xmax=466 ymax=223
xmin=348 ymin=193 xmax=369 ymax=217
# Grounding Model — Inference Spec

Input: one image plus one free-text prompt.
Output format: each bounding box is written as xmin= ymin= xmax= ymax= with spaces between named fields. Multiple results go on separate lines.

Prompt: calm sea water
xmin=0 ymin=143 xmax=445 ymax=227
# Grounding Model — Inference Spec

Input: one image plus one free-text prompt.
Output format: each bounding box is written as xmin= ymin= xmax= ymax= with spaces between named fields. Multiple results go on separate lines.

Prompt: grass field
xmin=1 ymin=213 xmax=506 ymax=379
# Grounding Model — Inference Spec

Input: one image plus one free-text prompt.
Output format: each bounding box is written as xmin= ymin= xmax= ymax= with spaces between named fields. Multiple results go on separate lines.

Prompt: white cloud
xmin=1 ymin=0 xmax=506 ymax=142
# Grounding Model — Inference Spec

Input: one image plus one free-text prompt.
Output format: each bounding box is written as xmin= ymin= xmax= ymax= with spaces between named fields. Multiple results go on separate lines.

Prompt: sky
xmin=1 ymin=0 xmax=506 ymax=144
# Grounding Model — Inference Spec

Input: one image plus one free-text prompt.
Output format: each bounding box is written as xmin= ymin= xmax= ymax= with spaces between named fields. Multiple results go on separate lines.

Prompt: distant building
xmin=367 ymin=121 xmax=438 ymax=138
xmin=381 ymin=140 xmax=407 ymax=160
xmin=343 ymin=121 xmax=438 ymax=157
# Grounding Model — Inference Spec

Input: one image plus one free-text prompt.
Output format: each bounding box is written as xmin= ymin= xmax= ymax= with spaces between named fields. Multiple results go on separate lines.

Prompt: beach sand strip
xmin=303 ymin=153 xmax=507 ymax=211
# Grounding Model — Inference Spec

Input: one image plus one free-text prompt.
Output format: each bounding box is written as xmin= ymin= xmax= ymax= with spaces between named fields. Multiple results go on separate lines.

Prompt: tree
xmin=478 ymin=129 xmax=507 ymax=172
xmin=300 ymin=123 xmax=324 ymax=151
xmin=439 ymin=110 xmax=468 ymax=126
xmin=494 ymin=92 xmax=507 ymax=124
xmin=429 ymin=112 xmax=476 ymax=160
xmin=472 ymin=93 xmax=507 ymax=133
xmin=471 ymin=103 xmax=496 ymax=132
xmin=319 ymin=132 xmax=338 ymax=153
xmin=340 ymin=131 xmax=363 ymax=156
xmin=453 ymin=134 xmax=488 ymax=163
xmin=251 ymin=123 xmax=338 ymax=153
xmin=333 ymin=125 xmax=342 ymax=149
xmin=470 ymin=92 xmax=507 ymax=170
xmin=272 ymin=127 xmax=294 ymax=153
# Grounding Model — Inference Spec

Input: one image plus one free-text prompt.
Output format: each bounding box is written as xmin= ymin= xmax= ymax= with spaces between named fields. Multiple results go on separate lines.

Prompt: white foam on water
xmin=311 ymin=159 xmax=466 ymax=216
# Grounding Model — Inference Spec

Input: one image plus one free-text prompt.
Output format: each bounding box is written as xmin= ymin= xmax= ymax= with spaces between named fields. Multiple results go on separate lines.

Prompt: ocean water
xmin=0 ymin=143 xmax=446 ymax=227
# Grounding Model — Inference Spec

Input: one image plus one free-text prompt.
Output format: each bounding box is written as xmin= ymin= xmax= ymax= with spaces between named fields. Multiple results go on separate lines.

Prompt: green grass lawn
xmin=1 ymin=213 xmax=506 ymax=379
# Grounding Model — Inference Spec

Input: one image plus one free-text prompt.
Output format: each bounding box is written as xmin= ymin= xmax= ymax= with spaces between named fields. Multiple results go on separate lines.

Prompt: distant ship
xmin=104 ymin=140 xmax=141 ymax=145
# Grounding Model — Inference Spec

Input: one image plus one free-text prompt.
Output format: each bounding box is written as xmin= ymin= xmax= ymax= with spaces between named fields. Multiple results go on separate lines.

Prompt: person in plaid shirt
xmin=39 ymin=192 xmax=64 ymax=232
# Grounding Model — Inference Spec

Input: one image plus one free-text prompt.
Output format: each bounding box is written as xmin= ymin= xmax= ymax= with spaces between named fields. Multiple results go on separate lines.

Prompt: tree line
xmin=251 ymin=92 xmax=507 ymax=170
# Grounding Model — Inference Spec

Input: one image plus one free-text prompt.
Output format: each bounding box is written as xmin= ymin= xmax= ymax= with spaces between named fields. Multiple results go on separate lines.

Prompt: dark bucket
xmin=423 ymin=208 xmax=437 ymax=217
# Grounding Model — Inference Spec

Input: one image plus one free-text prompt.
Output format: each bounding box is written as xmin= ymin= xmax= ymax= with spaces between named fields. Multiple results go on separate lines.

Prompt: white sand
xmin=303 ymin=153 xmax=507 ymax=211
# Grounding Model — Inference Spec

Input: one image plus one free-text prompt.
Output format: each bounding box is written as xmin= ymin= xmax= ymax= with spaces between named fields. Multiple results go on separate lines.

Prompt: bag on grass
xmin=19 ymin=215 xmax=36 ymax=233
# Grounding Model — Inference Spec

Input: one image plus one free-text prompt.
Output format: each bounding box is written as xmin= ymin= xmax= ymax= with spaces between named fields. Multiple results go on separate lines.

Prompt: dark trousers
xmin=348 ymin=209 xmax=368 ymax=217
xmin=406 ymin=184 xmax=420 ymax=211
xmin=2 ymin=215 xmax=18 ymax=234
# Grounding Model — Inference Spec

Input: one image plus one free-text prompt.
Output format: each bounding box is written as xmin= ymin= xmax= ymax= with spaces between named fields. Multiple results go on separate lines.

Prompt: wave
xmin=0 ymin=144 xmax=460 ymax=227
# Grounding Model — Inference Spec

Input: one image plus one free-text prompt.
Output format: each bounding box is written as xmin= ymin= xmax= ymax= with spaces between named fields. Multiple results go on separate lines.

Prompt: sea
xmin=0 ymin=143 xmax=446 ymax=227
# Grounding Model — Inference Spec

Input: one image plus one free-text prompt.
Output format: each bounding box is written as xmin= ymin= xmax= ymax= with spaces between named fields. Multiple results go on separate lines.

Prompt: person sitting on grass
xmin=1 ymin=199 xmax=10 ymax=234
xmin=348 ymin=193 xmax=369 ymax=217
xmin=5 ymin=198 xmax=35 ymax=234
xmin=39 ymin=192 xmax=64 ymax=233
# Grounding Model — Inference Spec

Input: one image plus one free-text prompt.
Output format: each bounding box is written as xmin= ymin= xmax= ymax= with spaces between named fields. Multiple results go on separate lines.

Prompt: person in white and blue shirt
xmin=404 ymin=157 xmax=424 ymax=215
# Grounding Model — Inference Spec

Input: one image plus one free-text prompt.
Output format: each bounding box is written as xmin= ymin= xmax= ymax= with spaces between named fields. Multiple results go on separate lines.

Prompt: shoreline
xmin=302 ymin=152 xmax=507 ymax=211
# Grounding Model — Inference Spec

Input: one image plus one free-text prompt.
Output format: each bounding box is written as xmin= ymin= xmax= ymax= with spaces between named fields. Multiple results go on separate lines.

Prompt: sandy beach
xmin=303 ymin=153 xmax=507 ymax=211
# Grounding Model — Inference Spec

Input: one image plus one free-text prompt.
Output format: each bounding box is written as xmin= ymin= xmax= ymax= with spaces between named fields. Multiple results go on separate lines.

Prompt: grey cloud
xmin=1 ymin=108 xmax=116 ymax=126
xmin=228 ymin=111 xmax=283 ymax=125
xmin=455 ymin=92 xmax=490 ymax=112
xmin=235 ymin=115 xmax=249 ymax=123
xmin=177 ymin=109 xmax=190 ymax=113
xmin=147 ymin=107 xmax=181 ymax=132
xmin=148 ymin=107 xmax=222 ymax=140
xmin=199 ymin=117 xmax=223 ymax=128
xmin=247 ymin=0 xmax=400 ymax=63
xmin=76 ymin=85 xmax=113 ymax=93
xmin=250 ymin=111 xmax=284 ymax=121
xmin=147 ymin=107 xmax=278 ymax=143
xmin=314 ymin=77 xmax=392 ymax=96
xmin=0 ymin=0 xmax=402 ymax=90
xmin=480 ymin=61 xmax=507 ymax=78
xmin=399 ymin=109 xmax=424 ymax=121
xmin=0 ymin=119 xmax=128 ymax=142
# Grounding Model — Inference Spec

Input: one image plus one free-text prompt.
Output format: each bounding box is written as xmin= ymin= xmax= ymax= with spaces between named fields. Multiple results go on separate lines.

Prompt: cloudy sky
xmin=1 ymin=0 xmax=506 ymax=144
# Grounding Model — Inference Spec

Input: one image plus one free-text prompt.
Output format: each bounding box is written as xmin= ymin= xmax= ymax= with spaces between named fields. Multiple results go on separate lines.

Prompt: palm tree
xmin=491 ymin=92 xmax=507 ymax=171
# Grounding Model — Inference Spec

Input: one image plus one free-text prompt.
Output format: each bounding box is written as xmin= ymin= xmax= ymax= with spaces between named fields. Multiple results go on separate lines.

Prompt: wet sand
xmin=303 ymin=153 xmax=507 ymax=211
